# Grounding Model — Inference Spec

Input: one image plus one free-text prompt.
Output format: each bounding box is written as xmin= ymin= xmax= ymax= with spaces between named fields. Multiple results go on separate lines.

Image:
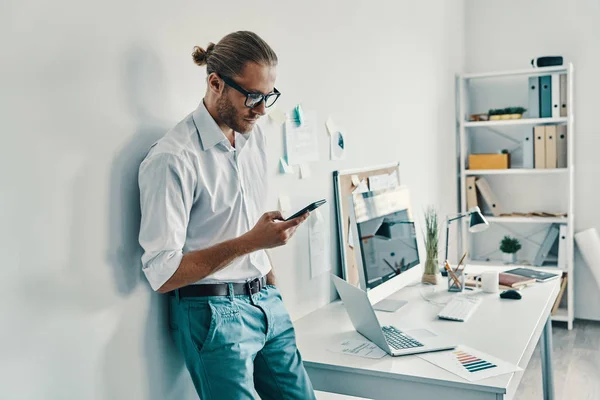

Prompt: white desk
xmin=295 ymin=265 xmax=561 ymax=400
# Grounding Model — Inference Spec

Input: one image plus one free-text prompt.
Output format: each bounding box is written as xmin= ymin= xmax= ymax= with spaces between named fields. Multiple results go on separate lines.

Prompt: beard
xmin=216 ymin=91 xmax=257 ymax=134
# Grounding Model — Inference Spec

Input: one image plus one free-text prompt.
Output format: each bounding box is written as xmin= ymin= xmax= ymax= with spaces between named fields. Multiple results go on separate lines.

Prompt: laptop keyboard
xmin=382 ymin=326 xmax=424 ymax=350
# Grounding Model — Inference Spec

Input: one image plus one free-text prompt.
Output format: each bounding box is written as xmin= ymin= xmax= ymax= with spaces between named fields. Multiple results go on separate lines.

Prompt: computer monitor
xmin=348 ymin=186 xmax=423 ymax=311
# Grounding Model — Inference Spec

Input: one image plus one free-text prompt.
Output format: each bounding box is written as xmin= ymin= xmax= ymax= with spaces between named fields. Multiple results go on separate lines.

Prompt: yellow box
xmin=469 ymin=154 xmax=510 ymax=170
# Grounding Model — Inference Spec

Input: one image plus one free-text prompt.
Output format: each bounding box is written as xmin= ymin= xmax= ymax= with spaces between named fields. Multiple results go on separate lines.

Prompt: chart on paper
xmin=418 ymin=345 xmax=521 ymax=382
xmin=453 ymin=349 xmax=497 ymax=373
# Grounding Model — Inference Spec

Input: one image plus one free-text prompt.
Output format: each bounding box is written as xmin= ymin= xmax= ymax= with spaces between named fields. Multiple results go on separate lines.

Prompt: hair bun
xmin=192 ymin=42 xmax=215 ymax=66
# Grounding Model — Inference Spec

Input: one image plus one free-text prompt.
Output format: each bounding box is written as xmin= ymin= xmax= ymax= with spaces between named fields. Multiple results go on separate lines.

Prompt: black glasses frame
xmin=220 ymin=75 xmax=281 ymax=109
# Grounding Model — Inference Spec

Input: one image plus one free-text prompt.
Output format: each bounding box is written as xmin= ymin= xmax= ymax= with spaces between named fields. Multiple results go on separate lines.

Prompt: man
xmin=138 ymin=31 xmax=316 ymax=399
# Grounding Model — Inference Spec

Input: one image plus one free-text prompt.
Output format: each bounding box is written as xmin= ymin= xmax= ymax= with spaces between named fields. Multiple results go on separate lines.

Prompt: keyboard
xmin=438 ymin=296 xmax=482 ymax=322
xmin=382 ymin=326 xmax=424 ymax=350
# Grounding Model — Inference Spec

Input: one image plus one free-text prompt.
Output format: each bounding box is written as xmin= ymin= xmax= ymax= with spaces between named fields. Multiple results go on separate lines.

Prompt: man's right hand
xmin=244 ymin=211 xmax=310 ymax=250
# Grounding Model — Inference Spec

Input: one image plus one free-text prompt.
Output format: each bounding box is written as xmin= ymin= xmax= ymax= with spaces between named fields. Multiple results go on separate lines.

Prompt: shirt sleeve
xmin=138 ymin=152 xmax=195 ymax=291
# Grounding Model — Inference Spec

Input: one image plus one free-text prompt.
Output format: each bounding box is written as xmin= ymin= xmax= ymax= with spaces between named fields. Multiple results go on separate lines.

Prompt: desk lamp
xmin=443 ymin=206 xmax=489 ymax=272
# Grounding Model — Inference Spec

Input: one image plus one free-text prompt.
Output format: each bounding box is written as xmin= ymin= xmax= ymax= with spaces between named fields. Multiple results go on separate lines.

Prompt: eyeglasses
xmin=220 ymin=75 xmax=281 ymax=108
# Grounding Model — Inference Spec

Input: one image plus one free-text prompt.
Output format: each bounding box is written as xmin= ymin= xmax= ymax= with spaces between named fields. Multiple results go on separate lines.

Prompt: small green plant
xmin=423 ymin=206 xmax=439 ymax=275
xmin=500 ymin=236 xmax=522 ymax=254
xmin=488 ymin=106 xmax=527 ymax=115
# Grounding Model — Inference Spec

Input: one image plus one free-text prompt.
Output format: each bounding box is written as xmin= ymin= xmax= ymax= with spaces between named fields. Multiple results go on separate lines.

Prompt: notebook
xmin=503 ymin=268 xmax=561 ymax=283
xmin=499 ymin=273 xmax=536 ymax=288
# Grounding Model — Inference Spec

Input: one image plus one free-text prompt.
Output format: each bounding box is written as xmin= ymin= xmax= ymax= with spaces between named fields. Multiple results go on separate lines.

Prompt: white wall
xmin=1 ymin=1 xmax=464 ymax=398
xmin=464 ymin=0 xmax=600 ymax=321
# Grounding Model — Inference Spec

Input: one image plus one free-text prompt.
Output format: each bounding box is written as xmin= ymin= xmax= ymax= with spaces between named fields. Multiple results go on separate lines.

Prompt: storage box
xmin=469 ymin=154 xmax=510 ymax=170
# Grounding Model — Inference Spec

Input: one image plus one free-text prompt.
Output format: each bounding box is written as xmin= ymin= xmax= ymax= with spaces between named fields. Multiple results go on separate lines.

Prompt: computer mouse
xmin=500 ymin=289 xmax=522 ymax=300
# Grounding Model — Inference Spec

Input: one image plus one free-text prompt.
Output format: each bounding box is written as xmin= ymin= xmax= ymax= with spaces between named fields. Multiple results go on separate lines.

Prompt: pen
xmin=455 ymin=251 xmax=468 ymax=273
xmin=444 ymin=260 xmax=461 ymax=288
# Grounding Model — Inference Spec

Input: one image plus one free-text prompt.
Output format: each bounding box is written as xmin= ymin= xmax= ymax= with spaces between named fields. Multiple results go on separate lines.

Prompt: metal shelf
xmin=485 ymin=216 xmax=568 ymax=224
xmin=460 ymin=65 xmax=568 ymax=80
xmin=464 ymin=117 xmax=567 ymax=128
xmin=465 ymin=168 xmax=568 ymax=176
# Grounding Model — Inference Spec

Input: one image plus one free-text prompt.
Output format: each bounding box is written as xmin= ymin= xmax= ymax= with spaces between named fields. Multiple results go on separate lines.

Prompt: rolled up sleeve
xmin=138 ymin=152 xmax=195 ymax=291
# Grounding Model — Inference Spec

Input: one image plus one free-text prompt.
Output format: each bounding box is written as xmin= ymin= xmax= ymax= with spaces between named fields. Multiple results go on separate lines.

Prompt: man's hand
xmin=243 ymin=211 xmax=309 ymax=250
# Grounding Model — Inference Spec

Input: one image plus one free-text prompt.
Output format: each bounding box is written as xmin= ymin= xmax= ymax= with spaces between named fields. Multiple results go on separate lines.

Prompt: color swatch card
xmin=418 ymin=346 xmax=521 ymax=382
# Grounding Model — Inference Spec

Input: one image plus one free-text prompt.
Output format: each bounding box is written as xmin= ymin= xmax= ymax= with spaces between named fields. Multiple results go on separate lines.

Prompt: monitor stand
xmin=373 ymin=299 xmax=408 ymax=312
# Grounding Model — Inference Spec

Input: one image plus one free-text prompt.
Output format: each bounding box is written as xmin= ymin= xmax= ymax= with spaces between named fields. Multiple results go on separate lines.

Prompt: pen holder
xmin=447 ymin=270 xmax=465 ymax=292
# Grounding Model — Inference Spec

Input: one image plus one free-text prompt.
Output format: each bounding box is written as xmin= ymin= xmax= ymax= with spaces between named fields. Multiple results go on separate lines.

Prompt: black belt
xmin=170 ymin=276 xmax=267 ymax=298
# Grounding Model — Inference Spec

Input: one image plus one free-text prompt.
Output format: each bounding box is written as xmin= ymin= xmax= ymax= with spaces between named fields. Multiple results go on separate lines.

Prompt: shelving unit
xmin=465 ymin=168 xmax=568 ymax=176
xmin=456 ymin=64 xmax=575 ymax=330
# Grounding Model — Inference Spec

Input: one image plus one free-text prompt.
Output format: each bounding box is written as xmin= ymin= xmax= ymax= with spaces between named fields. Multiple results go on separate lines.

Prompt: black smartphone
xmin=284 ymin=199 xmax=326 ymax=221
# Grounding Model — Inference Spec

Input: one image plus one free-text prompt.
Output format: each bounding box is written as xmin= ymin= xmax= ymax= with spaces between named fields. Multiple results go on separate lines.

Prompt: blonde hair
xmin=192 ymin=31 xmax=277 ymax=77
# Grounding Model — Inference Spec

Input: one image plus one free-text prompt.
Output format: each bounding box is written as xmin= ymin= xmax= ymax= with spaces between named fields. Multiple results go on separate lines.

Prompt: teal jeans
xmin=169 ymin=284 xmax=316 ymax=400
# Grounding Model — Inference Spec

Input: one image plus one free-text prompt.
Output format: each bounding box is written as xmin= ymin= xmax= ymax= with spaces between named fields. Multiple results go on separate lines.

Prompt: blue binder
xmin=539 ymin=75 xmax=552 ymax=118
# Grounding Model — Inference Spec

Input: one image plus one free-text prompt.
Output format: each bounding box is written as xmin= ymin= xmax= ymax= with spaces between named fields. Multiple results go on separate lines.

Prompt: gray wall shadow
xmin=104 ymin=45 xmax=193 ymax=400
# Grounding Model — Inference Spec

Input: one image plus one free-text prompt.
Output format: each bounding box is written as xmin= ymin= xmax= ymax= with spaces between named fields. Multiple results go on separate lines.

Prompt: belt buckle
xmin=246 ymin=277 xmax=261 ymax=295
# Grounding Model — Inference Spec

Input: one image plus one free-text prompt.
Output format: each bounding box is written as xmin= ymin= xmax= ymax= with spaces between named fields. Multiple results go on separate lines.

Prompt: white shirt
xmin=138 ymin=101 xmax=271 ymax=291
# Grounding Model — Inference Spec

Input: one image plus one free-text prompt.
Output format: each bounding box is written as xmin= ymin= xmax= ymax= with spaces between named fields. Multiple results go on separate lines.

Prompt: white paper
xmin=268 ymin=107 xmax=287 ymax=126
xmin=351 ymin=174 xmax=361 ymax=186
xmin=353 ymin=179 xmax=369 ymax=194
xmin=285 ymin=111 xmax=319 ymax=165
xmin=328 ymin=339 xmax=386 ymax=359
xmin=348 ymin=221 xmax=355 ymax=248
xmin=278 ymin=195 xmax=291 ymax=213
xmin=279 ymin=157 xmax=294 ymax=174
xmin=389 ymin=170 xmax=399 ymax=186
xmin=418 ymin=345 xmax=522 ymax=382
xmin=330 ymin=130 xmax=346 ymax=161
xmin=309 ymin=210 xmax=329 ymax=279
xmin=300 ymin=164 xmax=311 ymax=179
xmin=369 ymin=174 xmax=394 ymax=191
xmin=325 ymin=117 xmax=337 ymax=136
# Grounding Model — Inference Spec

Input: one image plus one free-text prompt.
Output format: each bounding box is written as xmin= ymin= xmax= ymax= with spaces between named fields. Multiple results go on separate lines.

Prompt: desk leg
xmin=540 ymin=316 xmax=555 ymax=400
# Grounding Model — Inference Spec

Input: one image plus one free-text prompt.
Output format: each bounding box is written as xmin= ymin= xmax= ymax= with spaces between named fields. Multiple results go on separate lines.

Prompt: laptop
xmin=332 ymin=274 xmax=456 ymax=356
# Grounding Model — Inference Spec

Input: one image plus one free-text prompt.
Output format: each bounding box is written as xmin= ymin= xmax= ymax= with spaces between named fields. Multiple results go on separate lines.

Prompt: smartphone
xmin=284 ymin=199 xmax=326 ymax=221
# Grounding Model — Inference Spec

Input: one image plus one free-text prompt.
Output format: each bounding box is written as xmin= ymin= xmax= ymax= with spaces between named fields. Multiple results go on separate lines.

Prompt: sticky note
xmin=294 ymin=104 xmax=304 ymax=126
xmin=300 ymin=164 xmax=311 ymax=179
xmin=279 ymin=157 xmax=294 ymax=174
xmin=351 ymin=175 xmax=360 ymax=186
xmin=278 ymin=195 xmax=291 ymax=213
xmin=268 ymin=107 xmax=287 ymax=126
xmin=315 ymin=208 xmax=324 ymax=223
xmin=325 ymin=117 xmax=336 ymax=136
xmin=311 ymin=209 xmax=324 ymax=228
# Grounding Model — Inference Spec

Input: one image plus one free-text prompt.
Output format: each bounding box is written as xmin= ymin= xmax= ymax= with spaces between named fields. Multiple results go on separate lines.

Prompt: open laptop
xmin=332 ymin=274 xmax=456 ymax=356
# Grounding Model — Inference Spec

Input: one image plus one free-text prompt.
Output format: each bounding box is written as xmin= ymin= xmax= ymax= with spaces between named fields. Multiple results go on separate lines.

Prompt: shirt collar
xmin=192 ymin=101 xmax=229 ymax=151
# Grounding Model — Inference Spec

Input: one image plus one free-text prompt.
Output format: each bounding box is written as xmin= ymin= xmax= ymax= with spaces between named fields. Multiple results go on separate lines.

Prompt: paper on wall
xmin=268 ymin=107 xmax=287 ymax=126
xmin=278 ymin=195 xmax=291 ymax=213
xmin=328 ymin=339 xmax=386 ymax=359
xmin=285 ymin=111 xmax=319 ymax=165
xmin=348 ymin=220 xmax=355 ymax=248
xmin=300 ymin=164 xmax=311 ymax=179
xmin=330 ymin=130 xmax=346 ymax=161
xmin=309 ymin=209 xmax=330 ymax=279
xmin=325 ymin=117 xmax=337 ymax=136
xmin=351 ymin=174 xmax=361 ymax=186
xmin=279 ymin=157 xmax=294 ymax=174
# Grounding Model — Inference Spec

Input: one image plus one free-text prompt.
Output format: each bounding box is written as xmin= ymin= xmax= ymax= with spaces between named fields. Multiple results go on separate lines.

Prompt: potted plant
xmin=488 ymin=107 xmax=527 ymax=120
xmin=508 ymin=106 xmax=527 ymax=119
xmin=422 ymin=206 xmax=440 ymax=284
xmin=500 ymin=235 xmax=521 ymax=264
